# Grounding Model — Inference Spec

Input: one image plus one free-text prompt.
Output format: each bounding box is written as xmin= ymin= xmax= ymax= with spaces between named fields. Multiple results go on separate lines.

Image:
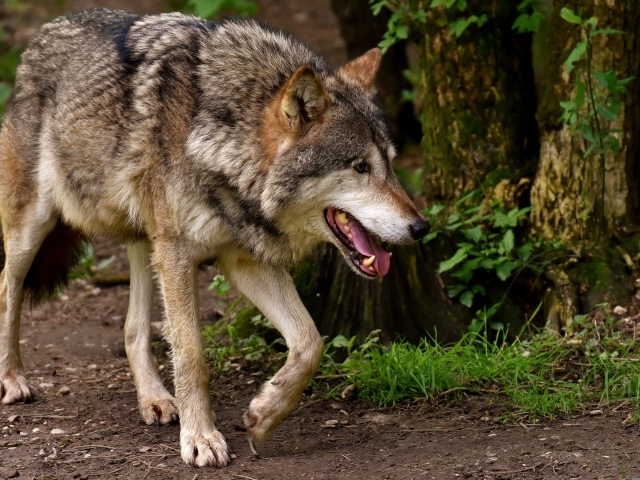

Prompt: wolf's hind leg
xmin=0 ymin=214 xmax=57 ymax=404
xmin=125 ymin=242 xmax=178 ymax=425
xmin=222 ymin=257 xmax=324 ymax=444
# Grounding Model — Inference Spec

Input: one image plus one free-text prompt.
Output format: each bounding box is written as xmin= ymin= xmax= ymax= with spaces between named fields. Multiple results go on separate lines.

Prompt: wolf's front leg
xmin=222 ymin=256 xmax=324 ymax=445
xmin=153 ymin=241 xmax=229 ymax=467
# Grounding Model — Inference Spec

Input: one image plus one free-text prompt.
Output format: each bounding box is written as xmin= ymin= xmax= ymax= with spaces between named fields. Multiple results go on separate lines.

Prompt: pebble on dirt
xmin=50 ymin=428 xmax=66 ymax=435
xmin=58 ymin=386 xmax=71 ymax=395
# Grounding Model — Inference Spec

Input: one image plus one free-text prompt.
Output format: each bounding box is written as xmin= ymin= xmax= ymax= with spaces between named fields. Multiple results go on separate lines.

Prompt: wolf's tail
xmin=0 ymin=221 xmax=87 ymax=303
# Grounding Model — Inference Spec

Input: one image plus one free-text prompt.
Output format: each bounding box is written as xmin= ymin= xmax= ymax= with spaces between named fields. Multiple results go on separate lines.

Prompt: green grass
xmin=337 ymin=328 xmax=640 ymax=419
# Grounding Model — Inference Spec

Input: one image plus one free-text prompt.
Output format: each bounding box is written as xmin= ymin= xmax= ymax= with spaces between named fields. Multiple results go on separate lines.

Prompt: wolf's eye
xmin=354 ymin=161 xmax=370 ymax=174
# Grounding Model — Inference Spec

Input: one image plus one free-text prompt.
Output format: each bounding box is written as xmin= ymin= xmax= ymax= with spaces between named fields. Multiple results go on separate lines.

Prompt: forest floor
xmin=1 ymin=242 xmax=640 ymax=480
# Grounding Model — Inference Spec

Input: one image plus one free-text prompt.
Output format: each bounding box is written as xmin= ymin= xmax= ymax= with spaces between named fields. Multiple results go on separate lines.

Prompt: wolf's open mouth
xmin=324 ymin=207 xmax=391 ymax=277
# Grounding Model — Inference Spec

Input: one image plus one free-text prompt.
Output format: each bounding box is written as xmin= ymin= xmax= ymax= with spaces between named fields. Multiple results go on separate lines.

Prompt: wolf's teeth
xmin=344 ymin=225 xmax=351 ymax=233
xmin=347 ymin=233 xmax=353 ymax=241
xmin=337 ymin=211 xmax=348 ymax=225
xmin=363 ymin=255 xmax=375 ymax=266
xmin=389 ymin=252 xmax=393 ymax=258
xmin=368 ymin=266 xmax=376 ymax=272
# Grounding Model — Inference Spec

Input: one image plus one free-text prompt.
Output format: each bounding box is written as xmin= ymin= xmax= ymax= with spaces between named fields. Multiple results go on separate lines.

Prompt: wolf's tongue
xmin=348 ymin=218 xmax=391 ymax=276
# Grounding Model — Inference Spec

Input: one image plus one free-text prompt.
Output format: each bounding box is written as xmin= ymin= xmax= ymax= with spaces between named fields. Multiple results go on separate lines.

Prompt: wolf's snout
xmin=408 ymin=217 xmax=430 ymax=241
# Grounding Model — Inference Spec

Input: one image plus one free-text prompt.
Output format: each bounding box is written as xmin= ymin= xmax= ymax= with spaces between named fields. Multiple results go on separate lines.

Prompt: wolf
xmin=0 ymin=9 xmax=430 ymax=467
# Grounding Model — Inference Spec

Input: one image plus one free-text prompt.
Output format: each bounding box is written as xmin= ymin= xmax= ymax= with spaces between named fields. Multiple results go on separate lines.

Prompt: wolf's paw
xmin=243 ymin=386 xmax=297 ymax=444
xmin=0 ymin=371 xmax=35 ymax=405
xmin=139 ymin=395 xmax=179 ymax=425
xmin=180 ymin=428 xmax=230 ymax=467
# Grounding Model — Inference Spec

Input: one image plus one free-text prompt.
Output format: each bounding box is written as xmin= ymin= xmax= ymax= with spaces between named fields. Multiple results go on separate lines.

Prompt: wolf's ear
xmin=279 ymin=66 xmax=328 ymax=133
xmin=338 ymin=48 xmax=382 ymax=89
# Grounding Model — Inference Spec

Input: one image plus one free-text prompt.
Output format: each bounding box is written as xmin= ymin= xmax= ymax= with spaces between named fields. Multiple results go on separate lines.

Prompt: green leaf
xmin=605 ymin=135 xmax=620 ymax=154
xmin=584 ymin=16 xmax=598 ymax=29
xmin=564 ymin=41 xmax=587 ymax=75
xmin=495 ymin=260 xmax=519 ymax=281
xmin=460 ymin=290 xmax=474 ymax=308
xmin=574 ymin=78 xmax=586 ymax=110
xmin=395 ymin=25 xmax=409 ymax=39
xmin=517 ymin=0 xmax=534 ymax=12
xmin=597 ymin=102 xmax=619 ymax=121
xmin=447 ymin=284 xmax=466 ymax=298
xmin=559 ymin=7 xmax=582 ymax=25
xmin=500 ymin=229 xmax=515 ymax=253
xmin=429 ymin=0 xmax=447 ymax=7
xmin=452 ymin=257 xmax=482 ymax=283
xmin=512 ymin=11 xmax=545 ymax=33
xmin=426 ymin=204 xmax=446 ymax=216
xmin=462 ymin=225 xmax=484 ymax=243
xmin=422 ymin=231 xmax=438 ymax=244
xmin=331 ymin=335 xmax=352 ymax=348
xmin=517 ymin=242 xmax=534 ymax=262
xmin=590 ymin=28 xmax=623 ymax=37
xmin=438 ymin=247 xmax=469 ymax=273
xmin=580 ymin=124 xmax=594 ymax=143
xmin=370 ymin=1 xmax=385 ymax=15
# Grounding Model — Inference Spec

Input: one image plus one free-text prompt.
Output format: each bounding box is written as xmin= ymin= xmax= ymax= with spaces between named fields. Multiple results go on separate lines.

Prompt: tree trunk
xmin=530 ymin=0 xmax=640 ymax=243
xmin=297 ymin=1 xmax=541 ymax=342
xmin=330 ymin=0 xmax=422 ymax=148
xmin=295 ymin=242 xmax=469 ymax=344
xmin=418 ymin=0 xmax=539 ymax=203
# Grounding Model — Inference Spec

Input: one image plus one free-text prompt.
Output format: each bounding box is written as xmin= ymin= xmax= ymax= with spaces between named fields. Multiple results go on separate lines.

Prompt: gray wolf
xmin=0 ymin=9 xmax=430 ymax=467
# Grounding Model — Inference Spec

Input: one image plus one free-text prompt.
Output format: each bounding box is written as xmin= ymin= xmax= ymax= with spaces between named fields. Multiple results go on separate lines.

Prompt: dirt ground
xmin=0 ymin=241 xmax=639 ymax=480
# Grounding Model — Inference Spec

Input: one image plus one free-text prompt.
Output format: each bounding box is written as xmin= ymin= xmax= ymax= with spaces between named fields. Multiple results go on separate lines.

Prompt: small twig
xmin=234 ymin=475 xmax=259 ymax=480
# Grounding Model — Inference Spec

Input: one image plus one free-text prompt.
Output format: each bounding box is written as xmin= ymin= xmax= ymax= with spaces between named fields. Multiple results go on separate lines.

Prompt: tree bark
xmin=418 ymin=0 xmax=539 ymax=203
xmin=530 ymin=0 xmax=640 ymax=243
xmin=295 ymin=242 xmax=469 ymax=344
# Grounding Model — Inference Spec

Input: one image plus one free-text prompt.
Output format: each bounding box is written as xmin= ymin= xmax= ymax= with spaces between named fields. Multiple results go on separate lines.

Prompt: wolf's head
xmin=262 ymin=49 xmax=430 ymax=278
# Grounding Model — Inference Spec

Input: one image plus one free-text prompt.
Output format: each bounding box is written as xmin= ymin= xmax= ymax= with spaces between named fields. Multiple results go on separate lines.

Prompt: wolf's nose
xmin=409 ymin=218 xmax=431 ymax=241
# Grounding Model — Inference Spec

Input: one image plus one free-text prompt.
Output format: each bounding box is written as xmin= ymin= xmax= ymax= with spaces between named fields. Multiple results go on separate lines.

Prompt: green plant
xmin=558 ymin=8 xmax=634 ymax=231
xmin=425 ymin=189 xmax=534 ymax=312
xmin=512 ymin=0 xmax=545 ymax=34
xmin=333 ymin=325 xmax=640 ymax=418
xmin=371 ymin=0 xmax=541 ymax=54
xmin=186 ymin=0 xmax=257 ymax=19
xmin=203 ymin=312 xmax=285 ymax=373
xmin=208 ymin=273 xmax=231 ymax=297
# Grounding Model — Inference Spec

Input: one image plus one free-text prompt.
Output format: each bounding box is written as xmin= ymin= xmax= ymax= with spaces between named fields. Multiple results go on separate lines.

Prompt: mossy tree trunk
xmin=296 ymin=1 xmax=540 ymax=342
xmin=530 ymin=0 xmax=640 ymax=243
xmin=418 ymin=0 xmax=539 ymax=203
